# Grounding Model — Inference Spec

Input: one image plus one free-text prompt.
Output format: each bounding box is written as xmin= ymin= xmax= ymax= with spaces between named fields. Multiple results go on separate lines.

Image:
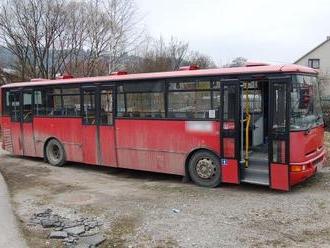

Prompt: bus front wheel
xmin=188 ymin=151 xmax=221 ymax=188
xmin=45 ymin=139 xmax=66 ymax=167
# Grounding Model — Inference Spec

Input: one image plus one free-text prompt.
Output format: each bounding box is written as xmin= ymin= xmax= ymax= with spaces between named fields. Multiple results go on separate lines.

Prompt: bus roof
xmin=1 ymin=64 xmax=318 ymax=89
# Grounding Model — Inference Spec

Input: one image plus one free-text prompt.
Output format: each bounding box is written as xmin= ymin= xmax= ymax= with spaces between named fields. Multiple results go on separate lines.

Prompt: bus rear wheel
xmin=188 ymin=151 xmax=221 ymax=188
xmin=45 ymin=139 xmax=66 ymax=167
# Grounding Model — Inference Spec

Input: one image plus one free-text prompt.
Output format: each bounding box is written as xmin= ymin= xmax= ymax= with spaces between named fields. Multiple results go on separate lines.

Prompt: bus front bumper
xmin=289 ymin=151 xmax=326 ymax=186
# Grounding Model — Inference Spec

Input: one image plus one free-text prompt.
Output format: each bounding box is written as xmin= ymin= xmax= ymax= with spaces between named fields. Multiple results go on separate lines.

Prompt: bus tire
xmin=45 ymin=139 xmax=66 ymax=167
xmin=188 ymin=151 xmax=221 ymax=188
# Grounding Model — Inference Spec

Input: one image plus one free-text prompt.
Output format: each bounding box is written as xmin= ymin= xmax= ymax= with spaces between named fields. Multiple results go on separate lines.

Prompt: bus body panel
xmin=11 ymin=121 xmax=23 ymax=155
xmin=271 ymin=163 xmax=289 ymax=190
xmin=22 ymin=122 xmax=36 ymax=157
xmin=289 ymin=126 xmax=325 ymax=186
xmin=115 ymin=119 xmax=220 ymax=175
xmin=290 ymin=126 xmax=324 ymax=163
xmin=221 ymin=159 xmax=239 ymax=184
xmin=82 ymin=125 xmax=98 ymax=165
xmin=99 ymin=125 xmax=117 ymax=167
xmin=34 ymin=117 xmax=83 ymax=162
xmin=1 ymin=116 xmax=13 ymax=152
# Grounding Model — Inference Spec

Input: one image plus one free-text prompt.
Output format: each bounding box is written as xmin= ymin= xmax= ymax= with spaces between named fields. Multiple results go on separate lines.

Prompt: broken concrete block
xmin=78 ymin=234 xmax=106 ymax=247
xmin=41 ymin=219 xmax=56 ymax=228
xmin=49 ymin=231 xmax=68 ymax=239
xmin=64 ymin=225 xmax=85 ymax=236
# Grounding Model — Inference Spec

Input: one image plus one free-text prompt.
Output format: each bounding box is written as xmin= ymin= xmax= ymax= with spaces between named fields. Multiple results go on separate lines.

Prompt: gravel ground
xmin=0 ymin=138 xmax=330 ymax=248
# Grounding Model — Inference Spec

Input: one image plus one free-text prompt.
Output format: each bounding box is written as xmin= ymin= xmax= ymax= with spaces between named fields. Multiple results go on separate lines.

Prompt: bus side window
xmin=100 ymin=89 xmax=113 ymax=125
xmin=34 ymin=89 xmax=47 ymax=116
xmin=10 ymin=91 xmax=21 ymax=122
xmin=23 ymin=91 xmax=33 ymax=122
xmin=167 ymin=79 xmax=221 ymax=119
xmin=2 ymin=90 xmax=10 ymax=116
xmin=83 ymin=90 xmax=96 ymax=125
xmin=116 ymin=81 xmax=165 ymax=119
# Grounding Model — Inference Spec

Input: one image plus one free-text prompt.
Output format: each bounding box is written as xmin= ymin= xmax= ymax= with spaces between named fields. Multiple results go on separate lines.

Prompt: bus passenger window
xmin=34 ymin=90 xmax=47 ymax=116
xmin=62 ymin=88 xmax=80 ymax=117
xmin=116 ymin=81 xmax=165 ymax=119
xmin=23 ymin=91 xmax=33 ymax=122
xmin=83 ymin=90 xmax=96 ymax=125
xmin=10 ymin=92 xmax=21 ymax=122
xmin=167 ymin=79 xmax=220 ymax=119
xmin=100 ymin=89 xmax=113 ymax=125
xmin=2 ymin=90 xmax=10 ymax=115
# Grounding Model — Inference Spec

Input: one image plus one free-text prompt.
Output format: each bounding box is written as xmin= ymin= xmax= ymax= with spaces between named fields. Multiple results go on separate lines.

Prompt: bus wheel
xmin=45 ymin=139 xmax=66 ymax=167
xmin=188 ymin=151 xmax=221 ymax=188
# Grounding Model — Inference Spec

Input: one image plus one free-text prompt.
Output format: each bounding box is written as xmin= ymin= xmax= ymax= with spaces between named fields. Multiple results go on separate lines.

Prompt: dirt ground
xmin=1 ymin=136 xmax=330 ymax=248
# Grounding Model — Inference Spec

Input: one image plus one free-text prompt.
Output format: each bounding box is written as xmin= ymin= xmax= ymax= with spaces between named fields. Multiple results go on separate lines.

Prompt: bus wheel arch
xmin=44 ymin=137 xmax=66 ymax=167
xmin=185 ymin=148 xmax=221 ymax=188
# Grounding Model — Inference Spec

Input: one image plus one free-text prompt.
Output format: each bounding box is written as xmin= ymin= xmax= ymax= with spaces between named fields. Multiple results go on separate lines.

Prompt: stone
xmin=64 ymin=225 xmax=85 ymax=236
xmin=77 ymin=234 xmax=106 ymax=247
xmin=36 ymin=209 xmax=52 ymax=217
xmin=41 ymin=219 xmax=56 ymax=228
xmin=172 ymin=208 xmax=181 ymax=213
xmin=63 ymin=236 xmax=75 ymax=243
xmin=49 ymin=231 xmax=68 ymax=239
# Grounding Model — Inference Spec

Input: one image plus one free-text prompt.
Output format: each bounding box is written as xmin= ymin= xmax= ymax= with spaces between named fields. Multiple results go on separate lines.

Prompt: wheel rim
xmin=196 ymin=158 xmax=216 ymax=179
xmin=49 ymin=144 xmax=60 ymax=161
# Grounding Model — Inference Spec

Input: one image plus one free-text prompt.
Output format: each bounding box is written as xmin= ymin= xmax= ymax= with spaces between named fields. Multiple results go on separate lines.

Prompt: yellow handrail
xmin=245 ymin=82 xmax=251 ymax=168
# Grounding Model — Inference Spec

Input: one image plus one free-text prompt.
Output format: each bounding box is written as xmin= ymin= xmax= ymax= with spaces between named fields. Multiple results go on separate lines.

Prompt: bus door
xmin=269 ymin=78 xmax=290 ymax=191
xmin=9 ymin=90 xmax=23 ymax=155
xmin=9 ymin=89 xmax=36 ymax=156
xmin=82 ymin=86 xmax=99 ymax=164
xmin=21 ymin=89 xmax=35 ymax=156
xmin=220 ymin=80 xmax=241 ymax=184
xmin=81 ymin=85 xmax=117 ymax=166
xmin=98 ymin=85 xmax=117 ymax=166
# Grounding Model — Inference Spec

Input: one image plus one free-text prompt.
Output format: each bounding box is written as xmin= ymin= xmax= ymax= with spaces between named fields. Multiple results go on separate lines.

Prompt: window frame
xmin=308 ymin=59 xmax=320 ymax=69
xmin=81 ymin=83 xmax=116 ymax=126
xmin=1 ymin=89 xmax=10 ymax=116
xmin=116 ymin=80 xmax=166 ymax=119
xmin=116 ymin=77 xmax=223 ymax=121
xmin=33 ymin=84 xmax=82 ymax=118
xmin=166 ymin=77 xmax=221 ymax=120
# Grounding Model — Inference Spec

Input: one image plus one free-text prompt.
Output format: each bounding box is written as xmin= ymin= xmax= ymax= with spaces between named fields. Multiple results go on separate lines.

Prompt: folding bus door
xmin=220 ymin=80 xmax=241 ymax=184
xmin=98 ymin=86 xmax=117 ymax=166
xmin=9 ymin=90 xmax=23 ymax=155
xmin=81 ymin=85 xmax=117 ymax=166
xmin=82 ymin=86 xmax=99 ymax=165
xmin=269 ymin=78 xmax=290 ymax=191
xmin=21 ymin=89 xmax=36 ymax=156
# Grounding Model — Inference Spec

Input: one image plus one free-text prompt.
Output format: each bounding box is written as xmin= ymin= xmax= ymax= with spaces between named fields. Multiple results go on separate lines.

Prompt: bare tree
xmin=0 ymin=0 xmax=145 ymax=79
xmin=224 ymin=57 xmax=247 ymax=68
xmin=185 ymin=51 xmax=216 ymax=69
xmin=125 ymin=36 xmax=216 ymax=73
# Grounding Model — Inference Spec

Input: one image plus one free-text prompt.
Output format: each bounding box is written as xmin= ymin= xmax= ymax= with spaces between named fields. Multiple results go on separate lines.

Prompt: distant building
xmin=295 ymin=36 xmax=330 ymax=96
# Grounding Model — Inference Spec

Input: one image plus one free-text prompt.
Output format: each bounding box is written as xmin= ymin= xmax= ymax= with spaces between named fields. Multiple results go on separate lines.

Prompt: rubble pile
xmin=28 ymin=209 xmax=106 ymax=247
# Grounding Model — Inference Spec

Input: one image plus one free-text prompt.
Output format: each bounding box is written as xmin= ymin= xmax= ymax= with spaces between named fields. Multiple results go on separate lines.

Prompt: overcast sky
xmin=137 ymin=0 xmax=330 ymax=66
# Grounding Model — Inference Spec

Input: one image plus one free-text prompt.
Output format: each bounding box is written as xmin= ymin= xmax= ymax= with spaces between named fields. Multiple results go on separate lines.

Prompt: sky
xmin=136 ymin=0 xmax=330 ymax=66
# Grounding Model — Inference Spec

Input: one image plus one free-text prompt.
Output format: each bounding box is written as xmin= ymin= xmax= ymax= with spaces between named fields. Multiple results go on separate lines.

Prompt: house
xmin=295 ymin=36 xmax=330 ymax=96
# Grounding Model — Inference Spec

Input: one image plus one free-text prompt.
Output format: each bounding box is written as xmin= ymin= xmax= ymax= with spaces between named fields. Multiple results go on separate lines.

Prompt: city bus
xmin=0 ymin=63 xmax=325 ymax=191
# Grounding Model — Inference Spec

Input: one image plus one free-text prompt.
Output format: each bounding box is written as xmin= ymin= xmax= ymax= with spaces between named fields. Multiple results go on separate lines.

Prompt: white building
xmin=295 ymin=36 xmax=330 ymax=96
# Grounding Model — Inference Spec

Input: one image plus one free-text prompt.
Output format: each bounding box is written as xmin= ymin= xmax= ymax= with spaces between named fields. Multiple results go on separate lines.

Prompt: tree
xmin=185 ymin=51 xmax=216 ymax=69
xmin=0 ymin=0 xmax=144 ymax=80
xmin=224 ymin=57 xmax=247 ymax=68
xmin=125 ymin=36 xmax=216 ymax=73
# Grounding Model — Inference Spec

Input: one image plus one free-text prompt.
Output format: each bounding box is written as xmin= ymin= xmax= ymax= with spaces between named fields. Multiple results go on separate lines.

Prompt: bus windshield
xmin=291 ymin=75 xmax=323 ymax=130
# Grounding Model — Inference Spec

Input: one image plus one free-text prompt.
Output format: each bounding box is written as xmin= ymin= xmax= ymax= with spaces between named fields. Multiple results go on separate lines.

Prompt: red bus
xmin=0 ymin=64 xmax=325 ymax=191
